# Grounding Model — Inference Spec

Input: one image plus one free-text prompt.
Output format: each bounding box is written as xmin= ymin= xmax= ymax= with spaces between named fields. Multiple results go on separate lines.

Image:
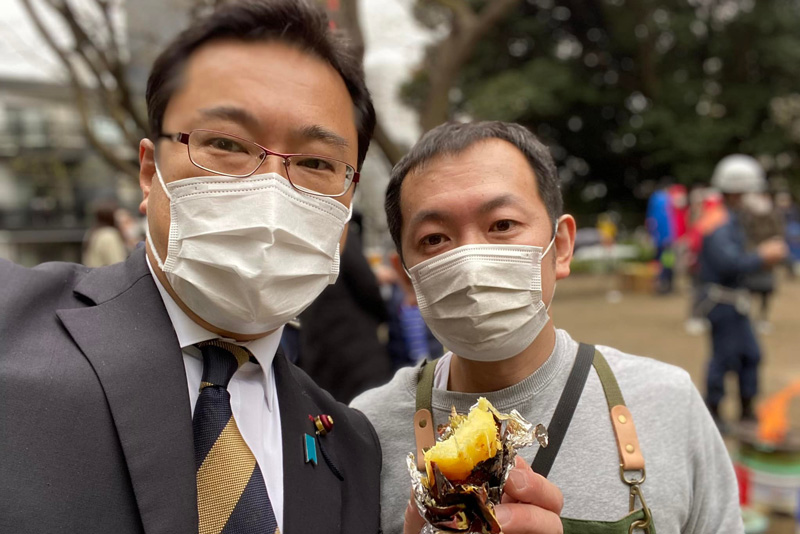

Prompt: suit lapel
xmin=275 ymin=354 xmax=342 ymax=534
xmin=57 ymin=249 xmax=197 ymax=534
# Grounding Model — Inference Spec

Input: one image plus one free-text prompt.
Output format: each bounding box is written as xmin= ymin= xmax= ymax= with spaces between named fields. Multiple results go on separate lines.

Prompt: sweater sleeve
xmin=682 ymin=383 xmax=744 ymax=533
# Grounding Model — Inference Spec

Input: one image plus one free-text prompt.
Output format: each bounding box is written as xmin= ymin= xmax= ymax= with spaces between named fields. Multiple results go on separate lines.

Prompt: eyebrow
xmin=478 ymin=194 xmax=520 ymax=214
xmin=407 ymin=194 xmax=524 ymax=232
xmin=198 ymin=106 xmax=260 ymax=129
xmin=294 ymin=124 xmax=350 ymax=149
xmin=408 ymin=209 xmax=448 ymax=230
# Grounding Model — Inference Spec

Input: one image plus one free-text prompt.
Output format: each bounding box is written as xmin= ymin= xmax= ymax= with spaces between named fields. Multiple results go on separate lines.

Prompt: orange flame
xmin=757 ymin=380 xmax=800 ymax=444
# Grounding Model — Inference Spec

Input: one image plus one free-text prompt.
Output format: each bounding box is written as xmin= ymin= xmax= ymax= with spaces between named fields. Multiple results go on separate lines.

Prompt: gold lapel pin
xmin=309 ymin=414 xmax=334 ymax=436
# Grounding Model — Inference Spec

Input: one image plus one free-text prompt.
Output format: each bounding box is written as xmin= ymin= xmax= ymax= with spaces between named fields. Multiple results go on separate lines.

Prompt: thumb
xmin=404 ymin=494 xmax=426 ymax=534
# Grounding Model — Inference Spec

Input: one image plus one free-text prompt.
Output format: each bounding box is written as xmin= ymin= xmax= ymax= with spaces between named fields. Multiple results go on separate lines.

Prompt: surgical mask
xmin=147 ymin=168 xmax=350 ymax=335
xmin=408 ymin=230 xmax=557 ymax=362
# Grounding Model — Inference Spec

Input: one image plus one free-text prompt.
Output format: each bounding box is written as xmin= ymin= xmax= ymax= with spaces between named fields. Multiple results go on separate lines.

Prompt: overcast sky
xmin=0 ymin=0 xmax=65 ymax=81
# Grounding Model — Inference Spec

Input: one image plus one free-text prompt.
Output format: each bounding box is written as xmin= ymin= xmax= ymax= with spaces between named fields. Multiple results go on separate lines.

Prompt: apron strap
xmin=593 ymin=351 xmax=646 ymax=473
xmin=531 ymin=342 xmax=596 ymax=477
xmin=414 ymin=359 xmax=438 ymax=470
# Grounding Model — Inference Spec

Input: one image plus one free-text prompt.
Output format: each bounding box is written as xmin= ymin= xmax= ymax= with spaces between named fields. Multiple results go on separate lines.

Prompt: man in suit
xmin=0 ymin=1 xmax=382 ymax=533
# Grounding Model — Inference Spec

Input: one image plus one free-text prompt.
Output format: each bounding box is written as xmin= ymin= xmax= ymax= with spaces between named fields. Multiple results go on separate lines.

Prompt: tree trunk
xmin=335 ymin=0 xmax=405 ymax=166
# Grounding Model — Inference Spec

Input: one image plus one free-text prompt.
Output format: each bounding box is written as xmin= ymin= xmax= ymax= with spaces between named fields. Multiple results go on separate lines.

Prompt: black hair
xmin=385 ymin=120 xmax=563 ymax=251
xmin=145 ymin=0 xmax=375 ymax=169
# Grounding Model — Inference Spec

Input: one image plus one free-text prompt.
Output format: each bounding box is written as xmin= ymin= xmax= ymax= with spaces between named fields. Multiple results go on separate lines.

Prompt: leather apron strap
xmin=414 ymin=358 xmax=438 ymax=470
xmin=593 ymin=351 xmax=645 ymax=472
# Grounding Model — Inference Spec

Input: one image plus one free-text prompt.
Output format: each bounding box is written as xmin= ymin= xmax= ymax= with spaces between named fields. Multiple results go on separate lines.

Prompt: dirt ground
xmin=551 ymin=271 xmax=800 ymax=533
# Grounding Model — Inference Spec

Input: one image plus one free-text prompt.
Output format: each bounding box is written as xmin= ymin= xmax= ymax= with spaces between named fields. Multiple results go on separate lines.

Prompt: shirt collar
xmin=146 ymin=256 xmax=283 ymax=411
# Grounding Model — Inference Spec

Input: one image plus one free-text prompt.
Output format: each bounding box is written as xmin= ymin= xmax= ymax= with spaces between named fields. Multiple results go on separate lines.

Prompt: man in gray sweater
xmin=351 ymin=121 xmax=743 ymax=534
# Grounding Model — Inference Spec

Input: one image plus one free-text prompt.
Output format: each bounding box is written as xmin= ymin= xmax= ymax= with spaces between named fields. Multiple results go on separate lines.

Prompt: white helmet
xmin=711 ymin=154 xmax=766 ymax=194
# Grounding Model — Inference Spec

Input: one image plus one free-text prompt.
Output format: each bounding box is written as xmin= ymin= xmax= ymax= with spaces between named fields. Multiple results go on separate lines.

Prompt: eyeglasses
xmin=157 ymin=129 xmax=359 ymax=198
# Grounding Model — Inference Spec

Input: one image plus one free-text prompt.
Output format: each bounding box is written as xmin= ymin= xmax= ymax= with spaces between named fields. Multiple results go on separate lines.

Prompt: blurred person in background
xmin=684 ymin=187 xmax=724 ymax=334
xmin=776 ymin=191 xmax=800 ymax=276
xmin=82 ymin=200 xmax=128 ymax=267
xmin=698 ymin=155 xmax=787 ymax=431
xmin=645 ymin=183 xmax=677 ymax=294
xmin=295 ymin=218 xmax=393 ymax=403
xmin=385 ymin=250 xmax=444 ymax=370
xmin=668 ymin=184 xmax=689 ymax=254
xmin=115 ymin=207 xmax=145 ymax=252
xmin=740 ymin=191 xmax=785 ymax=333
xmin=596 ymin=211 xmax=622 ymax=303
xmin=0 ymin=1 xmax=384 ymax=532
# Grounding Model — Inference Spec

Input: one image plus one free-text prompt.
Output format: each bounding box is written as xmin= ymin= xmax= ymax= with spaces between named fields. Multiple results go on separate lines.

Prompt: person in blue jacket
xmin=698 ymin=155 xmax=787 ymax=430
xmin=646 ymin=186 xmax=676 ymax=293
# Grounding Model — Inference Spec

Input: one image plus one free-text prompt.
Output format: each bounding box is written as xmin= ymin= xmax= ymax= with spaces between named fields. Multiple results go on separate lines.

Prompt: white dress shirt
xmin=146 ymin=258 xmax=284 ymax=530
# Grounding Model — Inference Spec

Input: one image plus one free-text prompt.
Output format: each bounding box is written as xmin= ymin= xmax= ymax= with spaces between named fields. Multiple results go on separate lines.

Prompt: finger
xmin=403 ymin=497 xmax=426 ymax=534
xmin=494 ymin=503 xmax=563 ymax=534
xmin=502 ymin=457 xmax=564 ymax=514
xmin=501 ymin=490 xmax=519 ymax=504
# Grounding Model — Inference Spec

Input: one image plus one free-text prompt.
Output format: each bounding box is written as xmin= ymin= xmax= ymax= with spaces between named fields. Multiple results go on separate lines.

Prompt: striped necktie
xmin=193 ymin=340 xmax=279 ymax=534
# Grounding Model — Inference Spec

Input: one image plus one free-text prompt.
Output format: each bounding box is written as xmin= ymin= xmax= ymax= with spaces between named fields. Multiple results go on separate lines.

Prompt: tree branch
xmin=50 ymin=0 xmax=149 ymax=135
xmin=420 ymin=0 xmax=522 ymax=131
xmin=336 ymin=0 xmax=405 ymax=166
xmin=430 ymin=0 xmax=477 ymax=30
xmin=19 ymin=0 xmax=139 ymax=179
xmin=373 ymin=121 xmax=406 ymax=167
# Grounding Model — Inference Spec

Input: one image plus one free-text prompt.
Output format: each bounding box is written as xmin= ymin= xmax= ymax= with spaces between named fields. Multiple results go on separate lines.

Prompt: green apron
xmin=414 ymin=345 xmax=654 ymax=534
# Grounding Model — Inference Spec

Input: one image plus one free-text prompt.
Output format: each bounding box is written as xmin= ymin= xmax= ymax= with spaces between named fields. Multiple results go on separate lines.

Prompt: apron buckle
xmin=627 ymin=484 xmax=653 ymax=534
xmin=619 ymin=464 xmax=646 ymax=486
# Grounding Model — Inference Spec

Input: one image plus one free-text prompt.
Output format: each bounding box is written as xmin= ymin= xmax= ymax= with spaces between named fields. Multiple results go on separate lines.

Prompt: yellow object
xmin=424 ymin=397 xmax=500 ymax=482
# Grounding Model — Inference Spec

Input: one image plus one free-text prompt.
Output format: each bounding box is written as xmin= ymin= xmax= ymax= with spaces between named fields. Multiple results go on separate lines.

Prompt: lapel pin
xmin=306 ymin=413 xmax=344 ymax=481
xmin=309 ymin=414 xmax=334 ymax=436
xmin=304 ymin=433 xmax=318 ymax=465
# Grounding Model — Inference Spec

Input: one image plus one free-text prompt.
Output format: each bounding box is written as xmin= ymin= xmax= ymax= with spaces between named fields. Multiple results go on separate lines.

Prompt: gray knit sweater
xmin=351 ymin=329 xmax=744 ymax=534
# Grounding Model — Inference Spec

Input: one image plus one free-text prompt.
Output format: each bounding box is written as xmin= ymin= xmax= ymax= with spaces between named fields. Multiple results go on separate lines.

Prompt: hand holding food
xmin=408 ymin=398 xmax=548 ymax=533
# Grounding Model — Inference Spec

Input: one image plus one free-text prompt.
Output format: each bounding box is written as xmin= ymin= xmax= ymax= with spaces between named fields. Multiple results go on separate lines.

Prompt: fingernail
xmin=495 ymin=506 xmax=511 ymax=525
xmin=508 ymin=469 xmax=529 ymax=492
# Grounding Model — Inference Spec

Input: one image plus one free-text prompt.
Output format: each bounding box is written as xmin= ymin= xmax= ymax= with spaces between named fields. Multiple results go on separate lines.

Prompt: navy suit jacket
xmin=0 ymin=248 xmax=382 ymax=534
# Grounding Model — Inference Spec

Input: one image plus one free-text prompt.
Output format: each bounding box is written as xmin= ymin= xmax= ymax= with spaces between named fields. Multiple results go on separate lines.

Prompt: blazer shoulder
xmin=0 ymin=258 xmax=91 ymax=311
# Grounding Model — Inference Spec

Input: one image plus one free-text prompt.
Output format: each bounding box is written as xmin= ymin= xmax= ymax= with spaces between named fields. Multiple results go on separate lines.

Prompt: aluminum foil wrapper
xmin=407 ymin=401 xmax=543 ymax=534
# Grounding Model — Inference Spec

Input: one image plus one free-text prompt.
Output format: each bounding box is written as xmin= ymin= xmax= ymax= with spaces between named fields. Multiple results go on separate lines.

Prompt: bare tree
xmin=334 ymin=0 xmax=521 ymax=166
xmin=20 ymin=0 xmax=143 ymax=178
xmin=416 ymin=0 xmax=521 ymax=132
xmin=19 ymin=0 xmax=228 ymax=180
xmin=331 ymin=0 xmax=407 ymax=167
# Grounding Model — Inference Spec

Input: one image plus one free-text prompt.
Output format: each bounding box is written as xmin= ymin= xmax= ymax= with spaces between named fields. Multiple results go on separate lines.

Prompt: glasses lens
xmin=289 ymin=155 xmax=354 ymax=196
xmin=188 ymin=130 xmax=263 ymax=177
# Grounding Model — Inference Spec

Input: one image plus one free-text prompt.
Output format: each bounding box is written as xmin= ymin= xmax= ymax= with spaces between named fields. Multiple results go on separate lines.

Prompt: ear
xmin=554 ymin=215 xmax=576 ymax=281
xmin=139 ymin=138 xmax=156 ymax=215
xmin=389 ymin=251 xmax=417 ymax=305
xmin=389 ymin=251 xmax=405 ymax=280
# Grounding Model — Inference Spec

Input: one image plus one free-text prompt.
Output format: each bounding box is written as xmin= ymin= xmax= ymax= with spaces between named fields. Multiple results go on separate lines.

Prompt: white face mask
xmin=408 ymin=230 xmax=557 ymax=362
xmin=147 ymin=169 xmax=351 ymax=335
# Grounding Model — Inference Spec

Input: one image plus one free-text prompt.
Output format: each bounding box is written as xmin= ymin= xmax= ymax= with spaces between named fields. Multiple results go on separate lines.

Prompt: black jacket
xmin=0 ymin=247 xmax=382 ymax=534
xmin=298 ymin=228 xmax=392 ymax=403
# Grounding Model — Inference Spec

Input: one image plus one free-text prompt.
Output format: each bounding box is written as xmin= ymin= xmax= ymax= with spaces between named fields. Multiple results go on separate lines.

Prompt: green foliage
xmin=406 ymin=0 xmax=800 ymax=217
